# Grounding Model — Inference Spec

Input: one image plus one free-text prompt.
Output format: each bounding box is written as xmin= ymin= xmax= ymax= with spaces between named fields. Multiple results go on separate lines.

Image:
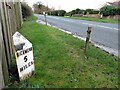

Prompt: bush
xmin=67 ymin=8 xmax=98 ymax=16
xmin=65 ymin=12 xmax=71 ymax=16
xmin=51 ymin=10 xmax=58 ymax=16
xmin=100 ymin=5 xmax=120 ymax=16
xmin=114 ymin=8 xmax=120 ymax=15
xmin=85 ymin=9 xmax=94 ymax=14
xmin=58 ymin=10 xmax=66 ymax=16
xmin=48 ymin=10 xmax=66 ymax=16
xmin=92 ymin=10 xmax=99 ymax=14
xmin=21 ymin=3 xmax=33 ymax=19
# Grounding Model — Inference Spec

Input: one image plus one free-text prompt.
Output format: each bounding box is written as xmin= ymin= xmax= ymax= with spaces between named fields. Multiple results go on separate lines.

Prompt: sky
xmin=25 ymin=0 xmax=116 ymax=12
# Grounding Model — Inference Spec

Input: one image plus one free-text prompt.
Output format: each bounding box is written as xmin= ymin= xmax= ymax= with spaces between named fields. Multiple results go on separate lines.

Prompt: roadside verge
xmin=9 ymin=16 xmax=118 ymax=88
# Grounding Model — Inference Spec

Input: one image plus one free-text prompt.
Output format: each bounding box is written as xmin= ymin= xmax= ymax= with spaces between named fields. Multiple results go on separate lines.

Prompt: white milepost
xmin=13 ymin=32 xmax=35 ymax=80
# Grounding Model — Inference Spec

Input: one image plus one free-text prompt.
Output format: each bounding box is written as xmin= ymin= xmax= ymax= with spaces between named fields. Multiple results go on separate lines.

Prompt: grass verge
xmin=9 ymin=16 xmax=119 ymax=88
xmin=64 ymin=16 xmax=119 ymax=24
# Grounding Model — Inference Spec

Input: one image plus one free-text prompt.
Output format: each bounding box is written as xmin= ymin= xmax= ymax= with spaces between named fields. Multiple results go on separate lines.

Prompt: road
xmin=35 ymin=14 xmax=119 ymax=56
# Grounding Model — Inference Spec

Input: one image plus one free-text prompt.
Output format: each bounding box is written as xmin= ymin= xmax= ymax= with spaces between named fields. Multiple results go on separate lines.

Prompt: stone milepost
xmin=13 ymin=32 xmax=35 ymax=80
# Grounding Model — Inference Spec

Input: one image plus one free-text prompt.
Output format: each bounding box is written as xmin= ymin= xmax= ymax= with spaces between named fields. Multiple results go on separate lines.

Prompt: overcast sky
xmin=25 ymin=0 xmax=116 ymax=12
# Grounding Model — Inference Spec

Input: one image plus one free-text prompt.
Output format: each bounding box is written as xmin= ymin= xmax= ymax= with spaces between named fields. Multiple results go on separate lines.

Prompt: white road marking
xmin=82 ymin=23 xmax=119 ymax=30
xmin=65 ymin=20 xmax=74 ymax=22
xmin=50 ymin=16 xmax=74 ymax=22
xmin=49 ymin=17 xmax=60 ymax=20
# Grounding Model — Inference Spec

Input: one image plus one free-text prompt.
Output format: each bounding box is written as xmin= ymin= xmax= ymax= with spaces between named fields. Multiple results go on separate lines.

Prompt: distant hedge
xmin=65 ymin=8 xmax=99 ymax=17
xmin=48 ymin=10 xmax=66 ymax=16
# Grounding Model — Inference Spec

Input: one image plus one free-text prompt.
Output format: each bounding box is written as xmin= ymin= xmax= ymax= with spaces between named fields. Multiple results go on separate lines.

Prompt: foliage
xmin=58 ymin=10 xmax=66 ymax=16
xmin=85 ymin=9 xmax=93 ymax=14
xmin=75 ymin=8 xmax=81 ymax=14
xmin=75 ymin=8 xmax=84 ymax=14
xmin=93 ymin=10 xmax=99 ymax=14
xmin=115 ymin=8 xmax=120 ymax=15
xmin=49 ymin=10 xmax=58 ymax=16
xmin=100 ymin=5 xmax=120 ymax=16
xmin=71 ymin=10 xmax=76 ymax=15
xmin=85 ymin=9 xmax=99 ymax=14
xmin=72 ymin=9 xmax=84 ymax=15
xmin=37 ymin=1 xmax=43 ymax=9
xmin=33 ymin=2 xmax=51 ymax=14
xmin=100 ymin=5 xmax=115 ymax=16
xmin=21 ymin=2 xmax=33 ymax=19
xmin=66 ymin=8 xmax=99 ymax=16
xmin=48 ymin=10 xmax=66 ymax=16
xmin=65 ymin=12 xmax=72 ymax=16
xmin=65 ymin=9 xmax=84 ymax=16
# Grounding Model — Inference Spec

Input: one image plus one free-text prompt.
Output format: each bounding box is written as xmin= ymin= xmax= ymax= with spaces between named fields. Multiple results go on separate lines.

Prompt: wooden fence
xmin=0 ymin=0 xmax=22 ymax=89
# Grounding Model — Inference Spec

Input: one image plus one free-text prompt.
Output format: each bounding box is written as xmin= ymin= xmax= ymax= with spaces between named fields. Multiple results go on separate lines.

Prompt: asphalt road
xmin=35 ymin=14 xmax=119 ymax=56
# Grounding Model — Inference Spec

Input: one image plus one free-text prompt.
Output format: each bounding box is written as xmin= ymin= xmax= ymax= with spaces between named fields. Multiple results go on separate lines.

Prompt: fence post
xmin=84 ymin=27 xmax=92 ymax=53
xmin=0 ymin=0 xmax=22 ymax=88
xmin=0 ymin=11 xmax=5 ymax=90
xmin=14 ymin=1 xmax=22 ymax=29
xmin=18 ymin=1 xmax=23 ymax=27
xmin=0 ymin=3 xmax=9 ymax=86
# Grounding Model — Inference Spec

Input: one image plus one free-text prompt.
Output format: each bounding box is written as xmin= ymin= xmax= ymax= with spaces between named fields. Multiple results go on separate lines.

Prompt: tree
xmin=71 ymin=10 xmax=76 ymax=15
xmin=115 ymin=8 xmax=120 ymax=15
xmin=58 ymin=10 xmax=66 ymax=16
xmin=67 ymin=8 xmax=85 ymax=16
xmin=51 ymin=10 xmax=58 ymax=16
xmin=21 ymin=2 xmax=33 ymax=19
xmin=92 ymin=10 xmax=99 ymax=14
xmin=75 ymin=8 xmax=85 ymax=14
xmin=85 ymin=9 xmax=94 ymax=14
xmin=48 ymin=10 xmax=66 ymax=16
xmin=33 ymin=2 xmax=51 ymax=14
xmin=75 ymin=8 xmax=80 ymax=14
xmin=64 ymin=12 xmax=72 ymax=17
xmin=100 ymin=5 xmax=117 ymax=16
xmin=37 ymin=1 xmax=43 ymax=9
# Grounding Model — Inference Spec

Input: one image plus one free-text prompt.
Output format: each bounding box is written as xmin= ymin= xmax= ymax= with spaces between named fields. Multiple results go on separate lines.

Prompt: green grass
xmin=64 ymin=16 xmax=119 ymax=24
xmin=9 ymin=16 xmax=119 ymax=88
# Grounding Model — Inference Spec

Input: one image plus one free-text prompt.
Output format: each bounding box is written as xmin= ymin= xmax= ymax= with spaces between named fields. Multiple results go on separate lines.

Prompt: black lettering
xmin=23 ymin=65 xmax=25 ymax=70
xmin=23 ymin=50 xmax=25 ymax=55
xmin=19 ymin=61 xmax=34 ymax=72
xmin=29 ymin=47 xmax=32 ymax=51
xmin=16 ymin=47 xmax=33 ymax=57
xmin=28 ymin=62 xmax=31 ymax=66
xmin=31 ymin=61 xmax=33 ymax=65
xmin=25 ymin=50 xmax=27 ymax=53
xmin=24 ymin=56 xmax=28 ymax=62
xmin=20 ymin=67 xmax=23 ymax=72
xmin=17 ymin=53 xmax=19 ymax=57
xmin=25 ymin=65 xmax=28 ymax=69
xmin=23 ymin=65 xmax=27 ymax=70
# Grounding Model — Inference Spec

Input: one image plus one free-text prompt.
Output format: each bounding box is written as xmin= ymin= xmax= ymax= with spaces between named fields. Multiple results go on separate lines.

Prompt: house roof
xmin=107 ymin=0 xmax=120 ymax=7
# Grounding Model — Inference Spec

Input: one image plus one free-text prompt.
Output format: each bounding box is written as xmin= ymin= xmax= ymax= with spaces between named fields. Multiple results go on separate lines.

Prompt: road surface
xmin=35 ymin=14 xmax=119 ymax=56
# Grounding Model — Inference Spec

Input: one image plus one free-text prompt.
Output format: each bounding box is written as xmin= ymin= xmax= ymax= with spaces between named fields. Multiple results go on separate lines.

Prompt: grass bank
xmin=64 ymin=16 xmax=119 ymax=24
xmin=9 ymin=16 xmax=118 ymax=88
